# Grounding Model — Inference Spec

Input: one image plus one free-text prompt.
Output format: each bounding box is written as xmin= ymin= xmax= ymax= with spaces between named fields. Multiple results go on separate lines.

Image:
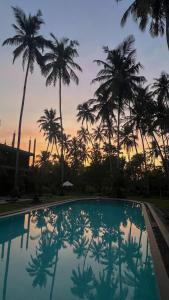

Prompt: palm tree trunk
xmin=14 ymin=58 xmax=30 ymax=193
xmin=140 ymin=130 xmax=147 ymax=171
xmin=129 ymin=100 xmax=138 ymax=155
xmin=127 ymin=149 xmax=131 ymax=162
xmin=144 ymin=135 xmax=151 ymax=152
xmin=59 ymin=73 xmax=64 ymax=188
xmin=108 ymin=128 xmax=113 ymax=176
xmin=55 ymin=143 xmax=60 ymax=159
xmin=161 ymin=132 xmax=167 ymax=160
xmin=117 ymin=104 xmax=121 ymax=163
xmin=152 ymin=132 xmax=169 ymax=192
xmin=134 ymin=137 xmax=138 ymax=155
xmin=166 ymin=4 xmax=169 ymax=50
xmin=140 ymin=130 xmax=149 ymax=195
xmin=118 ymin=229 xmax=122 ymax=298
xmin=128 ymin=221 xmax=132 ymax=244
xmin=50 ymin=251 xmax=58 ymax=300
xmin=3 ymin=240 xmax=11 ymax=300
xmin=51 ymin=142 xmax=54 ymax=154
xmin=46 ymin=140 xmax=50 ymax=152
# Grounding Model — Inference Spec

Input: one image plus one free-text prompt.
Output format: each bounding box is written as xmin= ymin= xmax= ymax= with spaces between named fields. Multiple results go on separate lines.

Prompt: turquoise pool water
xmin=0 ymin=200 xmax=160 ymax=300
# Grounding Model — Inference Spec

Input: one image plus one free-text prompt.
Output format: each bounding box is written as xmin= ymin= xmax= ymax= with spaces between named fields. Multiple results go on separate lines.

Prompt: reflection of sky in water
xmin=0 ymin=200 xmax=160 ymax=300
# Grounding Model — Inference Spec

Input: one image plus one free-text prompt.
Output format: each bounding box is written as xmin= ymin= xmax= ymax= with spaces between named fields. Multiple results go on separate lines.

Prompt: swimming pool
xmin=0 ymin=199 xmax=161 ymax=300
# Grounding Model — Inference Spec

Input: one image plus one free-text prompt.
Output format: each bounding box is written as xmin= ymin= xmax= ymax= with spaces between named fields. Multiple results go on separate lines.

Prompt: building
xmin=0 ymin=137 xmax=36 ymax=195
xmin=0 ymin=143 xmax=33 ymax=170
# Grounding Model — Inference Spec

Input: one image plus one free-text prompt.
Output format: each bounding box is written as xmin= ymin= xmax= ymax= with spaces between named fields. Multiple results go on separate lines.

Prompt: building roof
xmin=0 ymin=143 xmax=33 ymax=156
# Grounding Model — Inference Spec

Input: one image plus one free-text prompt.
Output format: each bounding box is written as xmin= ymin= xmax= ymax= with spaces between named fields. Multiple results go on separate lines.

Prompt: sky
xmin=0 ymin=0 xmax=169 ymax=154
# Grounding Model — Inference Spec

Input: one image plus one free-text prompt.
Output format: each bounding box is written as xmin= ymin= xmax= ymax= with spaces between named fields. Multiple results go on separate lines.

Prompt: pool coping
xmin=0 ymin=197 xmax=169 ymax=299
xmin=142 ymin=203 xmax=169 ymax=299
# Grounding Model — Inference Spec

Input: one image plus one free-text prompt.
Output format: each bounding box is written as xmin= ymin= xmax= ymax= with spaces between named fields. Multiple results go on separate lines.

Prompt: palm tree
xmin=37 ymin=108 xmax=61 ymax=152
xmin=77 ymin=101 xmax=95 ymax=129
xmin=73 ymin=236 xmax=89 ymax=259
xmin=68 ymin=137 xmax=89 ymax=170
xmin=152 ymin=72 xmax=169 ymax=159
xmin=153 ymin=72 xmax=169 ymax=107
xmin=121 ymin=124 xmax=138 ymax=161
xmin=77 ymin=127 xmax=91 ymax=145
xmin=42 ymin=34 xmax=82 ymax=187
xmin=92 ymin=35 xmax=145 ymax=163
xmin=129 ymin=85 xmax=154 ymax=171
xmin=116 ymin=0 xmax=169 ymax=50
xmin=71 ymin=265 xmax=94 ymax=299
xmin=3 ymin=7 xmax=48 ymax=193
xmin=26 ymin=231 xmax=55 ymax=288
xmin=91 ymin=91 xmax=116 ymax=174
xmin=36 ymin=151 xmax=51 ymax=167
xmin=92 ymin=125 xmax=105 ymax=144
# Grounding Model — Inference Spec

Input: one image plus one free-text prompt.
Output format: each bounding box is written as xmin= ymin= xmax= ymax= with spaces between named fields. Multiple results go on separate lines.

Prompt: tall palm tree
xmin=116 ymin=0 xmax=169 ymax=50
xmin=92 ymin=35 xmax=145 ymax=163
xmin=68 ymin=137 xmax=89 ymax=170
xmin=37 ymin=108 xmax=61 ymax=152
xmin=77 ymin=127 xmax=91 ymax=145
xmin=3 ymin=7 xmax=48 ymax=193
xmin=128 ymin=85 xmax=154 ymax=171
xmin=42 ymin=34 xmax=82 ymax=187
xmin=121 ymin=124 xmax=138 ymax=161
xmin=92 ymin=125 xmax=105 ymax=144
xmin=153 ymin=72 xmax=169 ymax=107
xmin=152 ymin=73 xmax=169 ymax=158
xmin=36 ymin=151 xmax=51 ymax=167
xmin=77 ymin=101 xmax=95 ymax=129
xmin=92 ymin=91 xmax=115 ymax=174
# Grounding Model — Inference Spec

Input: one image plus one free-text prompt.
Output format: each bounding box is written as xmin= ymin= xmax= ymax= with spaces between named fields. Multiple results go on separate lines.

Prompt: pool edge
xmin=142 ymin=203 xmax=169 ymax=300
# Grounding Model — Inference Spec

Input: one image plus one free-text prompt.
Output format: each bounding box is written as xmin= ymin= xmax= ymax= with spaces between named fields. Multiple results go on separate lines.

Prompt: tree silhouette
xmin=3 ymin=7 xmax=49 ymax=193
xmin=116 ymin=0 xmax=169 ymax=50
xmin=42 ymin=34 xmax=82 ymax=187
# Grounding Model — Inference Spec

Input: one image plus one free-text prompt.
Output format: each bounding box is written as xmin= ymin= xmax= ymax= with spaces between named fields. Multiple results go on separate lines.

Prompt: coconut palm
xmin=73 ymin=236 xmax=89 ymax=259
xmin=90 ymin=143 xmax=103 ymax=166
xmin=71 ymin=265 xmax=94 ymax=299
xmin=37 ymin=108 xmax=61 ymax=152
xmin=153 ymin=72 xmax=169 ymax=107
xmin=92 ymin=35 xmax=145 ymax=162
xmin=116 ymin=0 xmax=169 ymax=50
xmin=3 ymin=7 xmax=49 ymax=193
xmin=121 ymin=124 xmax=138 ymax=161
xmin=129 ymin=85 xmax=154 ymax=171
xmin=77 ymin=127 xmax=91 ymax=145
xmin=90 ymin=240 xmax=104 ymax=263
xmin=77 ymin=102 xmax=95 ymax=129
xmin=42 ymin=34 xmax=82 ymax=187
xmin=68 ymin=137 xmax=89 ymax=170
xmin=152 ymin=72 xmax=169 ymax=159
xmin=36 ymin=151 xmax=51 ymax=167
xmin=26 ymin=231 xmax=55 ymax=288
xmin=92 ymin=125 xmax=105 ymax=144
xmin=91 ymin=90 xmax=116 ymax=174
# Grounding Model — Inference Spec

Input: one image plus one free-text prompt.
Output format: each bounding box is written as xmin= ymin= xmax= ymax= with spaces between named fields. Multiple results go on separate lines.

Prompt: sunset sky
xmin=1 ymin=0 xmax=169 ymax=154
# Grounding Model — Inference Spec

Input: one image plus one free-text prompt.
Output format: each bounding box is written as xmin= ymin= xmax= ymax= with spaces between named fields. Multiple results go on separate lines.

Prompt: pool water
xmin=0 ymin=200 xmax=160 ymax=300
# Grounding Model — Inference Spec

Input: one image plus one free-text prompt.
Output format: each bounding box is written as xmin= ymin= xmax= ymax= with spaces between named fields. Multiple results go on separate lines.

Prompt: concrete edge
xmin=0 ymin=197 xmax=101 ymax=219
xmin=142 ymin=203 xmax=169 ymax=300
xmin=0 ymin=196 xmax=141 ymax=219
xmin=147 ymin=203 xmax=169 ymax=249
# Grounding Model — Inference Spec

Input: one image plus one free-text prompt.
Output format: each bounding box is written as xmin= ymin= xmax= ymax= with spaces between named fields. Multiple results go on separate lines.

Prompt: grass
xmin=130 ymin=196 xmax=169 ymax=209
xmin=0 ymin=194 xmax=169 ymax=215
xmin=0 ymin=194 xmax=85 ymax=215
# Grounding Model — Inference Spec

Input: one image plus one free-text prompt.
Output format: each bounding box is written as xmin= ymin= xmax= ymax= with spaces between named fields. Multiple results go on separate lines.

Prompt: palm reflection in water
xmin=0 ymin=201 xmax=159 ymax=300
